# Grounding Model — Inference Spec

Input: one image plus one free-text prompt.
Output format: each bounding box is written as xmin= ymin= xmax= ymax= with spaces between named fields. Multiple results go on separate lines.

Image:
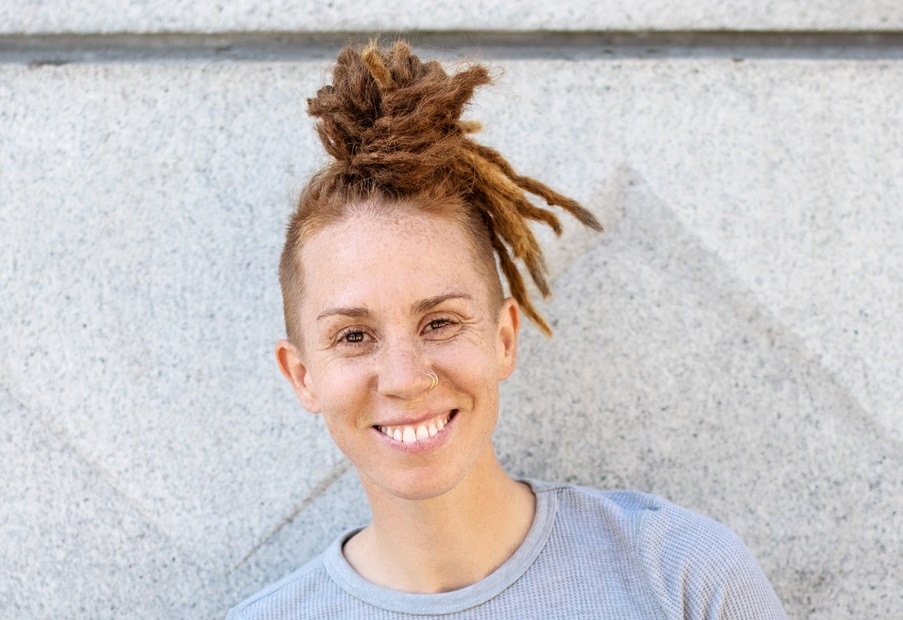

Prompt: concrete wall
xmin=2 ymin=4 xmax=901 ymax=618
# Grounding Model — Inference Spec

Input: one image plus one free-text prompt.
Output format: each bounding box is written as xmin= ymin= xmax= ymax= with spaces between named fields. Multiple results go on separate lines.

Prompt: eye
xmin=422 ymin=316 xmax=458 ymax=338
xmin=336 ymin=327 xmax=371 ymax=346
xmin=427 ymin=319 xmax=450 ymax=331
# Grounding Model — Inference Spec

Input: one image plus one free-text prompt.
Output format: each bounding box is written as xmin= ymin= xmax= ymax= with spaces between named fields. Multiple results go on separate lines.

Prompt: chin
xmin=361 ymin=467 xmax=468 ymax=503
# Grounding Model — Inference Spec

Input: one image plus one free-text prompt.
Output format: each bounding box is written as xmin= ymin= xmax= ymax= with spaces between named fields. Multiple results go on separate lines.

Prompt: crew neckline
xmin=321 ymin=479 xmax=562 ymax=615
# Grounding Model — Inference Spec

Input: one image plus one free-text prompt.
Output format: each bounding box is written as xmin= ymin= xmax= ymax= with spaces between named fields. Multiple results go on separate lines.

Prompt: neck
xmin=344 ymin=447 xmax=535 ymax=593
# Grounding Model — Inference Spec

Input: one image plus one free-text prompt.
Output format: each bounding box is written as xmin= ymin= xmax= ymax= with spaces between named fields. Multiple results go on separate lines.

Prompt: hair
xmin=279 ymin=40 xmax=602 ymax=342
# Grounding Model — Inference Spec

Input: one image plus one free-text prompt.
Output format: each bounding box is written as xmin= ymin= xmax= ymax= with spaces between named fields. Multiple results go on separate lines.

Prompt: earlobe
xmin=496 ymin=298 xmax=520 ymax=380
xmin=275 ymin=339 xmax=322 ymax=413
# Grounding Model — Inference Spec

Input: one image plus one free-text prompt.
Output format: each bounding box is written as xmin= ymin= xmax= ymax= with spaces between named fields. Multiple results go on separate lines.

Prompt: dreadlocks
xmin=279 ymin=40 xmax=601 ymax=339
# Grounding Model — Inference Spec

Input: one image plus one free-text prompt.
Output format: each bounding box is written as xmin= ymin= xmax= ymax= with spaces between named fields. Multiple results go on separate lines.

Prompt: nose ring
xmin=427 ymin=371 xmax=439 ymax=391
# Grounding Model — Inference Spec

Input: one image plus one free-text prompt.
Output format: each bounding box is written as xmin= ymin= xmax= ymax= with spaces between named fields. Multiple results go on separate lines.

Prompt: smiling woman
xmin=278 ymin=208 xmax=519 ymax=509
xmin=226 ymin=41 xmax=788 ymax=619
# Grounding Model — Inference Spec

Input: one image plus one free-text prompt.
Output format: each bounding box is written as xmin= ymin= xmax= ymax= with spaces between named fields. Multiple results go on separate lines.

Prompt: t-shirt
xmin=227 ymin=480 xmax=787 ymax=619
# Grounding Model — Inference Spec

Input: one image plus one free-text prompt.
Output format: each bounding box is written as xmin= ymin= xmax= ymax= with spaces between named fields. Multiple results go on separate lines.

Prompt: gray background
xmin=2 ymin=2 xmax=901 ymax=618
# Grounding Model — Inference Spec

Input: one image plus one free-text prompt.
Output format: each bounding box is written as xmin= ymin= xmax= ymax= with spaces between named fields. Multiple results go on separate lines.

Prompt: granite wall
xmin=2 ymin=3 xmax=901 ymax=618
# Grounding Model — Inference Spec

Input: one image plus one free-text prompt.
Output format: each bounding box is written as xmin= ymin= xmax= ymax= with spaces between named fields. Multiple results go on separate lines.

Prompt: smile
xmin=376 ymin=411 xmax=454 ymax=444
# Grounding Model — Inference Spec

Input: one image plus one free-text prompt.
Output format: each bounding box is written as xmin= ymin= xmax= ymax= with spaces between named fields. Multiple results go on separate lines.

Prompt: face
xmin=276 ymin=206 xmax=519 ymax=502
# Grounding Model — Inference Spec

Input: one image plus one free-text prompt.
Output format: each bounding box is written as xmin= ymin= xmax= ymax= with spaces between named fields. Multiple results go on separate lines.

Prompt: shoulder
xmin=225 ymin=554 xmax=335 ymax=620
xmin=530 ymin=478 xmax=695 ymax=530
xmin=531 ymin=481 xmax=787 ymax=619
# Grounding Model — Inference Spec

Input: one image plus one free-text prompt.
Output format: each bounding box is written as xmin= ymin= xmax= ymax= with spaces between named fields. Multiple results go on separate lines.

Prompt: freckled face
xmin=284 ymin=208 xmax=518 ymax=501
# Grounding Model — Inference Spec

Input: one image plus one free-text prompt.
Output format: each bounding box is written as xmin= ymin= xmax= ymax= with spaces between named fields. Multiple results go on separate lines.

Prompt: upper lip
xmin=373 ymin=409 xmax=453 ymax=428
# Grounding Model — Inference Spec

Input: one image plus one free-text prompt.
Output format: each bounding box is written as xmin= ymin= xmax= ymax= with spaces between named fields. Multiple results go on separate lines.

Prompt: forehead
xmin=298 ymin=209 xmax=491 ymax=315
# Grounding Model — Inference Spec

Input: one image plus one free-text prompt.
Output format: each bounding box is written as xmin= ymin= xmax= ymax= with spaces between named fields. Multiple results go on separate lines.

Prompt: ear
xmin=275 ymin=339 xmax=322 ymax=413
xmin=496 ymin=297 xmax=520 ymax=380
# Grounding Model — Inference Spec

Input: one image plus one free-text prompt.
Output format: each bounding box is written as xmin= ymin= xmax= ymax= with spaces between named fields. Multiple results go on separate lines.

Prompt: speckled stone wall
xmin=2 ymin=5 xmax=901 ymax=619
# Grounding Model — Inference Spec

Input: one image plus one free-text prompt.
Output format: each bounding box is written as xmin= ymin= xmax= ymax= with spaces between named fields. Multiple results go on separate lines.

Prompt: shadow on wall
xmin=495 ymin=166 xmax=902 ymax=619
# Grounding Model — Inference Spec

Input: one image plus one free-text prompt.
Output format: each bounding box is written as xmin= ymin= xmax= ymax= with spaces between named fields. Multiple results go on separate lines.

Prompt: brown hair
xmin=279 ymin=40 xmax=601 ymax=341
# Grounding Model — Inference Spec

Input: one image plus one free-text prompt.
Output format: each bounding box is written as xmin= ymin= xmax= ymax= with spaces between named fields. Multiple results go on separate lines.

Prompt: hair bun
xmin=307 ymin=41 xmax=490 ymax=193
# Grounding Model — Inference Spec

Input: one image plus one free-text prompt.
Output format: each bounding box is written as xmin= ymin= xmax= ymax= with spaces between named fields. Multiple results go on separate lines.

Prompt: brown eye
xmin=344 ymin=331 xmax=364 ymax=343
xmin=426 ymin=319 xmax=451 ymax=332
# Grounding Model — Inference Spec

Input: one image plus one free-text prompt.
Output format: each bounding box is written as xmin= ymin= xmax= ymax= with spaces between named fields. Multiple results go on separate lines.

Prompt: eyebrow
xmin=316 ymin=306 xmax=372 ymax=321
xmin=316 ymin=292 xmax=474 ymax=321
xmin=411 ymin=292 xmax=473 ymax=315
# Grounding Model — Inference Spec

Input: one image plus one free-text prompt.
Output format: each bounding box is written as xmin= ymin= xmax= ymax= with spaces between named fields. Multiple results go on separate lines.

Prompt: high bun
xmin=279 ymin=40 xmax=602 ymax=340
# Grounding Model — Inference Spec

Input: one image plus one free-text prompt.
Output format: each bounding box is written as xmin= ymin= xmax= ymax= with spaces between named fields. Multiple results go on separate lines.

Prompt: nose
xmin=375 ymin=335 xmax=434 ymax=399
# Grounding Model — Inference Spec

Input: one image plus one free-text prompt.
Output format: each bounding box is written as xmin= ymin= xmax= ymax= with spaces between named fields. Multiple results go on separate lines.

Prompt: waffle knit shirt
xmin=227 ymin=480 xmax=787 ymax=619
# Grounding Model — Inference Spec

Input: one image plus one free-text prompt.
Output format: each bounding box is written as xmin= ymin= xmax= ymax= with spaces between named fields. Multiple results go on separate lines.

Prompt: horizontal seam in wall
xmin=1 ymin=30 xmax=902 ymax=64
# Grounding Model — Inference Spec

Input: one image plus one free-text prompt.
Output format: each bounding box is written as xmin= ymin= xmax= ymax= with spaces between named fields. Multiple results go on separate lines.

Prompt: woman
xmin=227 ymin=41 xmax=786 ymax=619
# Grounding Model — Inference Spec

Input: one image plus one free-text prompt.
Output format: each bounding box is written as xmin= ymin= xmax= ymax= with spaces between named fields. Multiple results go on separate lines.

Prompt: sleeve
xmin=636 ymin=500 xmax=788 ymax=620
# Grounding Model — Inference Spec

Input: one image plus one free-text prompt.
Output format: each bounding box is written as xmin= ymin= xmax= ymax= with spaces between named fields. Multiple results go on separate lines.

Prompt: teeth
xmin=379 ymin=413 xmax=451 ymax=444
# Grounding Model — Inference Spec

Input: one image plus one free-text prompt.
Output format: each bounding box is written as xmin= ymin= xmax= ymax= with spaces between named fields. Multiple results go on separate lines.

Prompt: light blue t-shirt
xmin=227 ymin=480 xmax=786 ymax=619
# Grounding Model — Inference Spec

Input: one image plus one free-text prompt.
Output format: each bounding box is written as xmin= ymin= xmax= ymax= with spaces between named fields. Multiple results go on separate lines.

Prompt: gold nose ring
xmin=427 ymin=371 xmax=439 ymax=391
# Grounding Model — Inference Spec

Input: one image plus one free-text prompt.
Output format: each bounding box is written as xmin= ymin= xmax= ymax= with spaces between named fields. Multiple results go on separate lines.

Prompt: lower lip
xmin=373 ymin=410 xmax=457 ymax=454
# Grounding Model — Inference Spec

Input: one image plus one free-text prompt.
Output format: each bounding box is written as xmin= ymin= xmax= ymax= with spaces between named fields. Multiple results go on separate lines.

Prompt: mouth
xmin=376 ymin=410 xmax=457 ymax=444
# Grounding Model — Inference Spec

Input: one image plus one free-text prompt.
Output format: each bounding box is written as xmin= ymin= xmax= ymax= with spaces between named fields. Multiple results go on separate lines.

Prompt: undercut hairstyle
xmin=279 ymin=40 xmax=602 ymax=341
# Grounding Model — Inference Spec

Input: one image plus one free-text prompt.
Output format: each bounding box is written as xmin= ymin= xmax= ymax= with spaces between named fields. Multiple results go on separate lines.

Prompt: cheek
xmin=321 ymin=413 xmax=360 ymax=457
xmin=313 ymin=359 xmax=373 ymax=423
xmin=447 ymin=330 xmax=501 ymax=376
xmin=319 ymin=386 xmax=373 ymax=459
xmin=442 ymin=341 xmax=501 ymax=404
